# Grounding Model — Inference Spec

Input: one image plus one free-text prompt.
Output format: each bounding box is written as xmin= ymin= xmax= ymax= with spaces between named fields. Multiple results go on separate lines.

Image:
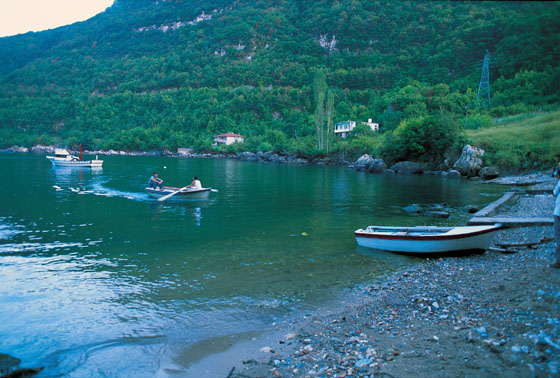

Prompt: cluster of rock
xmin=0 ymin=145 xmax=30 ymax=153
xmin=236 ymin=151 xmax=311 ymax=164
xmin=349 ymin=144 xmax=500 ymax=180
xmin=401 ymin=203 xmax=479 ymax=219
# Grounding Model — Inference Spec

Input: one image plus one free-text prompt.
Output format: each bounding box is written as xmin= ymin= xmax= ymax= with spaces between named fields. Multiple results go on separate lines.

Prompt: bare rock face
xmin=453 ymin=145 xmax=484 ymax=177
xmin=479 ymin=166 xmax=500 ymax=180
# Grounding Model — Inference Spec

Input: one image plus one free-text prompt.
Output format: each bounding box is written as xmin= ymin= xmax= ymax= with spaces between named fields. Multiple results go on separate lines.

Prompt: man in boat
xmin=148 ymin=172 xmax=163 ymax=190
xmin=552 ymin=166 xmax=560 ymax=269
xmin=186 ymin=176 xmax=201 ymax=189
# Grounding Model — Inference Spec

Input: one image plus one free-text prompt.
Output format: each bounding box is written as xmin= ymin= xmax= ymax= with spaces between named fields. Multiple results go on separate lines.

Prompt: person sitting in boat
xmin=148 ymin=172 xmax=163 ymax=190
xmin=187 ymin=176 xmax=201 ymax=189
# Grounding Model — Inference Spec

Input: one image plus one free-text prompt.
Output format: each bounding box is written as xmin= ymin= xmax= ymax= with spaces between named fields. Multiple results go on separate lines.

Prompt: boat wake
xmin=53 ymin=183 xmax=149 ymax=202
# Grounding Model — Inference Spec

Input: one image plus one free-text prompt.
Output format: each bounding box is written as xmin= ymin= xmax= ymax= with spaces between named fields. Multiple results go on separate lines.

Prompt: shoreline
xmin=2 ymin=145 xmax=552 ymax=181
xmin=222 ymin=188 xmax=559 ymax=377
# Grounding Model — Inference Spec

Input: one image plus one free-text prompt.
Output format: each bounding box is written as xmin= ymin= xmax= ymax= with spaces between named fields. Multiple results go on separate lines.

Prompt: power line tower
xmin=477 ymin=49 xmax=491 ymax=106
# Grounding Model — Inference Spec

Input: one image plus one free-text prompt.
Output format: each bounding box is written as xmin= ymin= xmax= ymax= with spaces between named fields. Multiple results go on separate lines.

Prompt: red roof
xmin=214 ymin=133 xmax=243 ymax=138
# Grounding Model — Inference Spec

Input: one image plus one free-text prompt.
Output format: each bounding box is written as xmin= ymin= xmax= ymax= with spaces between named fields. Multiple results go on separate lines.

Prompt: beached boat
xmin=355 ymin=224 xmax=500 ymax=255
xmin=46 ymin=148 xmax=103 ymax=167
xmin=145 ymin=186 xmax=212 ymax=199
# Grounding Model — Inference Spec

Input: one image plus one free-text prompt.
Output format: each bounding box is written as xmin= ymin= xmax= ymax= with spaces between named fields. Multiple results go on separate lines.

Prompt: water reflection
xmin=148 ymin=202 xmax=204 ymax=226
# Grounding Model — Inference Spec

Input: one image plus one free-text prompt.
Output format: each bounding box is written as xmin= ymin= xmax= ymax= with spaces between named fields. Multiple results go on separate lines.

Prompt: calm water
xmin=0 ymin=153 xmax=504 ymax=377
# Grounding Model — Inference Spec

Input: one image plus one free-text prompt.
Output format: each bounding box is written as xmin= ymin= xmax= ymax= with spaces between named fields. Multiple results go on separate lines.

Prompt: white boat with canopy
xmin=46 ymin=146 xmax=103 ymax=167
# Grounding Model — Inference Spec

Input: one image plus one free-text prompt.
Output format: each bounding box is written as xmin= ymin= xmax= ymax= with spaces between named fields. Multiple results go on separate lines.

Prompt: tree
xmin=313 ymin=69 xmax=326 ymax=149
xmin=325 ymin=89 xmax=334 ymax=153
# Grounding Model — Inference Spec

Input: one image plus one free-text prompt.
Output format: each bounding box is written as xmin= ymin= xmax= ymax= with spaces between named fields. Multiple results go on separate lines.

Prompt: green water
xmin=0 ymin=153 xmax=504 ymax=377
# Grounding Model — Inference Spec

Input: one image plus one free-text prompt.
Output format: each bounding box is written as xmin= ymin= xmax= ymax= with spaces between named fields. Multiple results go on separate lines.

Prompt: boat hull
xmin=47 ymin=156 xmax=103 ymax=167
xmin=355 ymin=225 xmax=500 ymax=254
xmin=145 ymin=186 xmax=211 ymax=199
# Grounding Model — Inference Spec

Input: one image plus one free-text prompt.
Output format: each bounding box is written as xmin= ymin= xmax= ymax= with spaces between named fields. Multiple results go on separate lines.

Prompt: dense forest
xmin=0 ymin=0 xmax=559 ymax=166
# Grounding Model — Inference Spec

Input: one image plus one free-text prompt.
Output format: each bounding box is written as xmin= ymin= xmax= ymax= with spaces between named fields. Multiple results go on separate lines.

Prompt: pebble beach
xmin=231 ymin=177 xmax=560 ymax=378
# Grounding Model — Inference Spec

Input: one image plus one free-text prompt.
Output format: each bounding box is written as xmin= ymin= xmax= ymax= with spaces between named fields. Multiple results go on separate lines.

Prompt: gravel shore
xmin=231 ymin=191 xmax=559 ymax=378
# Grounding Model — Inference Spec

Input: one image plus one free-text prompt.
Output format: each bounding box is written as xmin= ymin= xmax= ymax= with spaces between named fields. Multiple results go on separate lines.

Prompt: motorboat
xmin=46 ymin=148 xmax=103 ymax=167
xmin=354 ymin=224 xmax=501 ymax=255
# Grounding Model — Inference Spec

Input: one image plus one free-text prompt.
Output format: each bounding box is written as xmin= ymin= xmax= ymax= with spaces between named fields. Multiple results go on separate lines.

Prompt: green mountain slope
xmin=0 ymin=0 xmax=559 ymax=158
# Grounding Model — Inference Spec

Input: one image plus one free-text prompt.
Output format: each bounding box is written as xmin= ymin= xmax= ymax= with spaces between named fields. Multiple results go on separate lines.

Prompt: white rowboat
xmin=145 ymin=186 xmax=212 ymax=199
xmin=46 ymin=149 xmax=103 ymax=167
xmin=355 ymin=224 xmax=501 ymax=255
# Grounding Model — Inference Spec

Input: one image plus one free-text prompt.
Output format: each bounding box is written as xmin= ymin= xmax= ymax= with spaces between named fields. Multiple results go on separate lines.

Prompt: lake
xmin=0 ymin=153 xmax=504 ymax=377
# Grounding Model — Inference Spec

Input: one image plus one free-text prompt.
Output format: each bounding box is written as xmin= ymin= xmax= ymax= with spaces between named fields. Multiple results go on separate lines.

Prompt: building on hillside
xmin=334 ymin=119 xmax=379 ymax=138
xmin=213 ymin=133 xmax=244 ymax=146
xmin=334 ymin=121 xmax=356 ymax=138
xmin=362 ymin=118 xmax=379 ymax=132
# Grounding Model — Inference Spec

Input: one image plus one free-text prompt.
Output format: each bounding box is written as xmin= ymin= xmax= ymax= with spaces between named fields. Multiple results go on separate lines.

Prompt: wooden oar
xmin=211 ymin=188 xmax=219 ymax=192
xmin=157 ymin=185 xmax=189 ymax=202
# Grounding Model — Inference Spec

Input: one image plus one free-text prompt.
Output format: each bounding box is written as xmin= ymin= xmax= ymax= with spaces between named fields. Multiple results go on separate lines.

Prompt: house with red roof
xmin=213 ymin=132 xmax=244 ymax=146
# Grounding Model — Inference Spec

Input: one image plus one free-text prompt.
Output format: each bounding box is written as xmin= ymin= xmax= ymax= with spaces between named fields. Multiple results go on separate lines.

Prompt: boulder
xmin=355 ymin=154 xmax=374 ymax=167
xmin=403 ymin=204 xmax=424 ymax=214
xmin=425 ymin=211 xmax=450 ymax=218
xmin=366 ymin=158 xmax=387 ymax=174
xmin=354 ymin=154 xmax=373 ymax=171
xmin=453 ymin=145 xmax=484 ymax=177
xmin=390 ymin=161 xmax=425 ymax=175
xmin=446 ymin=169 xmax=462 ymax=179
xmin=479 ymin=166 xmax=500 ymax=180
xmin=464 ymin=205 xmax=480 ymax=214
xmin=16 ymin=146 xmax=29 ymax=153
xmin=237 ymin=151 xmax=257 ymax=161
xmin=263 ymin=151 xmax=274 ymax=159
xmin=384 ymin=169 xmax=396 ymax=175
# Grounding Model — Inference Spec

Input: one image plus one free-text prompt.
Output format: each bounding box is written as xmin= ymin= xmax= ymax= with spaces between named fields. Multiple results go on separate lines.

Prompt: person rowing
xmin=186 ymin=176 xmax=202 ymax=190
xmin=148 ymin=172 xmax=163 ymax=190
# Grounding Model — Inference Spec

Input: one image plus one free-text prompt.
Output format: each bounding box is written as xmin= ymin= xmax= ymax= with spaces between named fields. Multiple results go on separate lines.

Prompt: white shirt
xmin=553 ymin=180 xmax=560 ymax=216
xmin=192 ymin=180 xmax=202 ymax=189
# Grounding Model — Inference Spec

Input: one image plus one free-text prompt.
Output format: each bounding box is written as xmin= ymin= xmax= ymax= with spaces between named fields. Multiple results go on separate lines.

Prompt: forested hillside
xmin=0 ymin=0 xmax=559 ymax=164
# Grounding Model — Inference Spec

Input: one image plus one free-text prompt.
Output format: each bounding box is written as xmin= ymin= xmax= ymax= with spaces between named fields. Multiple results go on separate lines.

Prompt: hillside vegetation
xmin=467 ymin=110 xmax=560 ymax=170
xmin=0 ymin=0 xmax=558 ymax=167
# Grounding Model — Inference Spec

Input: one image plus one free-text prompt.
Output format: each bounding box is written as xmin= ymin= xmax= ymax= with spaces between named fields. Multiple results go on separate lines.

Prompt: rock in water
xmin=446 ymin=169 xmax=462 ymax=179
xmin=390 ymin=161 xmax=425 ymax=175
xmin=425 ymin=211 xmax=450 ymax=218
xmin=366 ymin=158 xmax=387 ymax=173
xmin=479 ymin=166 xmax=500 ymax=180
xmin=453 ymin=145 xmax=484 ymax=177
xmin=404 ymin=204 xmax=424 ymax=214
xmin=354 ymin=154 xmax=374 ymax=171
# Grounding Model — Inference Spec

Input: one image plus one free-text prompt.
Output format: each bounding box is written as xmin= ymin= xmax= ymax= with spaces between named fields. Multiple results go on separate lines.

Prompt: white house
xmin=213 ymin=133 xmax=244 ymax=146
xmin=334 ymin=119 xmax=379 ymax=138
xmin=362 ymin=118 xmax=379 ymax=132
xmin=334 ymin=121 xmax=356 ymax=138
